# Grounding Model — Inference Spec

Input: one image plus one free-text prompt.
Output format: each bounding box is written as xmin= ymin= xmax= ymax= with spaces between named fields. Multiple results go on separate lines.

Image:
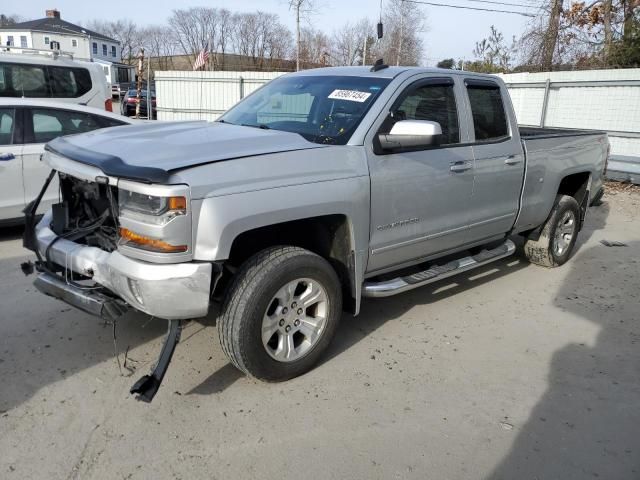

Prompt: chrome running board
xmin=362 ymin=239 xmax=516 ymax=298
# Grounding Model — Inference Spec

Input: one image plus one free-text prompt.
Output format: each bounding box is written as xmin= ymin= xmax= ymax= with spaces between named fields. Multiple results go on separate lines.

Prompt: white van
xmin=0 ymin=47 xmax=112 ymax=111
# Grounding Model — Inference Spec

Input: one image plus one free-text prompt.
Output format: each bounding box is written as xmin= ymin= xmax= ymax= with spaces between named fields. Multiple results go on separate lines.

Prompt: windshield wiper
xmin=241 ymin=123 xmax=270 ymax=130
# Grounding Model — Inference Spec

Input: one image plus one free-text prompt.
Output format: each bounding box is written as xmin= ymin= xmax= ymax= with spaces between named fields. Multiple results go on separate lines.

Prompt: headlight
xmin=118 ymin=189 xmax=186 ymax=225
xmin=117 ymin=185 xmax=191 ymax=255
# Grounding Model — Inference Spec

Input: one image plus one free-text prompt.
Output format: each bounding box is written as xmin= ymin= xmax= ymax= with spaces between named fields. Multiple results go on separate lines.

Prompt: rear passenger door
xmin=0 ymin=107 xmax=25 ymax=221
xmin=463 ymin=79 xmax=524 ymax=242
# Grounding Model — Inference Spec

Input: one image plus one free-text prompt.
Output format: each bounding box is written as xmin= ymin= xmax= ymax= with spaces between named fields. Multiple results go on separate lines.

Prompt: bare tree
xmin=299 ymin=27 xmax=330 ymax=67
xmin=331 ymin=19 xmax=373 ymax=66
xmin=0 ymin=14 xmax=22 ymax=27
xmin=371 ymin=0 xmax=427 ymax=66
xmin=288 ymin=0 xmax=318 ymax=70
xmin=169 ymin=7 xmax=222 ymax=68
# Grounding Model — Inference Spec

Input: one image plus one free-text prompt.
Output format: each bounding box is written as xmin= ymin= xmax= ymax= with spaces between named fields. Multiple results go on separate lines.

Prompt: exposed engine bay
xmin=51 ymin=173 xmax=119 ymax=251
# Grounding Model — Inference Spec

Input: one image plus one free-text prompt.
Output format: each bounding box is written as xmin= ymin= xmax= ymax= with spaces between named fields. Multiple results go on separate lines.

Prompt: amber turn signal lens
xmin=119 ymin=228 xmax=187 ymax=253
xmin=167 ymin=196 xmax=187 ymax=211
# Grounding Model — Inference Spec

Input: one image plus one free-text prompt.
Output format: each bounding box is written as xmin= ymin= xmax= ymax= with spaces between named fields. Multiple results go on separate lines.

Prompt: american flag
xmin=193 ymin=43 xmax=209 ymax=71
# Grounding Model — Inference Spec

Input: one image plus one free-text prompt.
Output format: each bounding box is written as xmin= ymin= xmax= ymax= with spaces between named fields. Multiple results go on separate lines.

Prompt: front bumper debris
xmin=33 ymin=211 xmax=213 ymax=320
xmin=34 ymin=272 xmax=128 ymax=319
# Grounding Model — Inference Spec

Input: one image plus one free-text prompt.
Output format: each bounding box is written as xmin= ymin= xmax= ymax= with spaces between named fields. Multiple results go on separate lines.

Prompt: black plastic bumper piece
xmin=34 ymin=272 xmax=128 ymax=320
xmin=130 ymin=319 xmax=183 ymax=403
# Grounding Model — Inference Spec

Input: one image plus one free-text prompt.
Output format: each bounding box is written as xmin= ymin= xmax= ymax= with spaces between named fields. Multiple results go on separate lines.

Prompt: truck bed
xmin=514 ymin=125 xmax=608 ymax=234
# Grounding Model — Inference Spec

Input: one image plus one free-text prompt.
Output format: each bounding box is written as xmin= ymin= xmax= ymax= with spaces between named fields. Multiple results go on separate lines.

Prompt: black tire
xmin=217 ymin=246 xmax=342 ymax=381
xmin=524 ymin=194 xmax=581 ymax=267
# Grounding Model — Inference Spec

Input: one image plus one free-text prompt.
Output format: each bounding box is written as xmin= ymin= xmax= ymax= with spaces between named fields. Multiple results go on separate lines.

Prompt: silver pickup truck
xmin=23 ymin=65 xmax=608 ymax=401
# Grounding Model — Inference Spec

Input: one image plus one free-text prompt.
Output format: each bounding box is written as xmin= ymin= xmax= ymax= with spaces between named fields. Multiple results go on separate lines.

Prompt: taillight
xmin=105 ymin=98 xmax=113 ymax=112
xmin=127 ymin=97 xmax=137 ymax=104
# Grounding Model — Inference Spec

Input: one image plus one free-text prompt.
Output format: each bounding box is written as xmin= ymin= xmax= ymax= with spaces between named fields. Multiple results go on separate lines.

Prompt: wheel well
xmin=219 ymin=215 xmax=355 ymax=311
xmin=558 ymin=172 xmax=590 ymax=203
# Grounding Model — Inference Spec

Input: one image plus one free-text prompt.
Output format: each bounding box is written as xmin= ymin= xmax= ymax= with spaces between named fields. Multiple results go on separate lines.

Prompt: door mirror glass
xmin=378 ymin=120 xmax=442 ymax=151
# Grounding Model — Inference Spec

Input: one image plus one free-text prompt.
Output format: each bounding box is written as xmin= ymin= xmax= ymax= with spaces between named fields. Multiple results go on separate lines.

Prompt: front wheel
xmin=524 ymin=194 xmax=581 ymax=267
xmin=217 ymin=246 xmax=342 ymax=381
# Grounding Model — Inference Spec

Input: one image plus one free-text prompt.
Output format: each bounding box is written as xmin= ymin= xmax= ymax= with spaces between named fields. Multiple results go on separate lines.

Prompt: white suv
xmin=0 ymin=48 xmax=112 ymax=111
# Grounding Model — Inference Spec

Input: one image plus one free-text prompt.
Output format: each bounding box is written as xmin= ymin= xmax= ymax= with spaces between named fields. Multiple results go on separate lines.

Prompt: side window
xmin=111 ymin=46 xmax=117 ymax=58
xmin=72 ymin=39 xmax=78 ymax=47
xmin=102 ymin=44 xmax=107 ymax=56
xmin=92 ymin=42 xmax=98 ymax=54
xmin=48 ymin=67 xmax=92 ymax=97
xmin=11 ymin=65 xmax=49 ymax=97
xmin=7 ymin=36 xmax=14 ymax=46
xmin=29 ymin=108 xmax=104 ymax=144
xmin=20 ymin=36 xmax=28 ymax=48
xmin=391 ymin=82 xmax=460 ymax=145
xmin=466 ymin=83 xmax=509 ymax=141
xmin=0 ymin=108 xmax=15 ymax=145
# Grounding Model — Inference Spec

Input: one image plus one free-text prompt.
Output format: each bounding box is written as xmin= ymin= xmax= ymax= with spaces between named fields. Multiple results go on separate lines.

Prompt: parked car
xmin=23 ymin=66 xmax=607 ymax=402
xmin=0 ymin=47 xmax=112 ymax=111
xmin=0 ymin=98 xmax=135 ymax=224
xmin=120 ymin=89 xmax=156 ymax=119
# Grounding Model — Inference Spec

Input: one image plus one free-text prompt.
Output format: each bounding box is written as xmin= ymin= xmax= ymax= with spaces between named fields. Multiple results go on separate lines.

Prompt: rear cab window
xmin=465 ymin=79 xmax=509 ymax=142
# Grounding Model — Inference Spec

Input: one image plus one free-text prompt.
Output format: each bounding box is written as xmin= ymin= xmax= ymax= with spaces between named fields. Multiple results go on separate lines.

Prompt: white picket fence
xmin=155 ymin=71 xmax=285 ymax=122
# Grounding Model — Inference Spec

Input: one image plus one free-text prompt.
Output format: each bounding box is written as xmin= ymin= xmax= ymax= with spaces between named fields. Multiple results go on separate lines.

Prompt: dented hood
xmin=45 ymin=121 xmax=327 ymax=183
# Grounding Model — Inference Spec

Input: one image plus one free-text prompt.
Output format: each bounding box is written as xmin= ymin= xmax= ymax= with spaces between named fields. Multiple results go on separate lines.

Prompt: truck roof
xmin=288 ymin=65 xmax=502 ymax=80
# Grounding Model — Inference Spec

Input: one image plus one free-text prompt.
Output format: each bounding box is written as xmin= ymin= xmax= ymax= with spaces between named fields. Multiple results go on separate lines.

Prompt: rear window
xmin=48 ymin=66 xmax=92 ymax=97
xmin=0 ymin=63 xmax=92 ymax=98
xmin=466 ymin=83 xmax=509 ymax=141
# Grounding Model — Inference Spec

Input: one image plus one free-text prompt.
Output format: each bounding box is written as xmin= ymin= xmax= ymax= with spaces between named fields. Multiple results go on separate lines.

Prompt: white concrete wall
xmin=155 ymin=71 xmax=285 ymax=121
xmin=497 ymin=69 xmax=640 ymax=158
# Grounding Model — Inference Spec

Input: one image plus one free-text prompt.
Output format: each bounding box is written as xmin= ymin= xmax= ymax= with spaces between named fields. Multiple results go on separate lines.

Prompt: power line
xmin=404 ymin=0 xmax=537 ymax=16
xmin=459 ymin=0 xmax=536 ymax=9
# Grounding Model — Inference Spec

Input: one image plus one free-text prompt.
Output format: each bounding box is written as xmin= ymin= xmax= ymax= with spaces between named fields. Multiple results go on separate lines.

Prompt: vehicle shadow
xmin=487 ymin=240 xmax=640 ymax=480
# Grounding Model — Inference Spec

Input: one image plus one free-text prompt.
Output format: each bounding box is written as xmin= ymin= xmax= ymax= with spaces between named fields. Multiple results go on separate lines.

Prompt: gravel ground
xmin=0 ymin=186 xmax=638 ymax=480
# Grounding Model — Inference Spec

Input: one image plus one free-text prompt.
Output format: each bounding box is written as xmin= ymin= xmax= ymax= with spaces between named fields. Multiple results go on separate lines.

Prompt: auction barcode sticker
xmin=328 ymin=89 xmax=372 ymax=102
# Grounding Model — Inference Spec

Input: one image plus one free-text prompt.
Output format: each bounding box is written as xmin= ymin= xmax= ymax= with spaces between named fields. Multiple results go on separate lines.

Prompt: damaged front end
xmin=23 ymin=159 xmax=216 ymax=402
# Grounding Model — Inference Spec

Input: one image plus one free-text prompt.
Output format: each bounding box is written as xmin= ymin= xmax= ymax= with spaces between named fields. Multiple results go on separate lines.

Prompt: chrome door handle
xmin=450 ymin=161 xmax=472 ymax=172
xmin=0 ymin=153 xmax=15 ymax=161
xmin=505 ymin=156 xmax=521 ymax=165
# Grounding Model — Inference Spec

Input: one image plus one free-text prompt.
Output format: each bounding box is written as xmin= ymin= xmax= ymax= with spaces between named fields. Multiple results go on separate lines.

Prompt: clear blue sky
xmin=9 ymin=0 xmax=531 ymax=65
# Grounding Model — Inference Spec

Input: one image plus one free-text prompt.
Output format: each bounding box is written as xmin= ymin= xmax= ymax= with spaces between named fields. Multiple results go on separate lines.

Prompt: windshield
xmin=219 ymin=75 xmax=391 ymax=145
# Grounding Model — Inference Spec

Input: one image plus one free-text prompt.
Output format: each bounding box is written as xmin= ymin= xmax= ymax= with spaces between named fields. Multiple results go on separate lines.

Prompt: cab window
xmin=392 ymin=83 xmax=460 ymax=145
xmin=466 ymin=83 xmax=509 ymax=141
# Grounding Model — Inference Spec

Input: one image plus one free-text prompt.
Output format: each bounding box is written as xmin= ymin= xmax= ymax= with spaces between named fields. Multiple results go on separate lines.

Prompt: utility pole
xmin=362 ymin=34 xmax=368 ymax=66
xmin=397 ymin=0 xmax=404 ymax=66
xmin=294 ymin=1 xmax=301 ymax=71
xmin=135 ymin=48 xmax=144 ymax=119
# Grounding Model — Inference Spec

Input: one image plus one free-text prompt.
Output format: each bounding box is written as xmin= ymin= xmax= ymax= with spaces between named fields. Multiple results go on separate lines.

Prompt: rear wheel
xmin=524 ymin=194 xmax=581 ymax=267
xmin=217 ymin=246 xmax=342 ymax=381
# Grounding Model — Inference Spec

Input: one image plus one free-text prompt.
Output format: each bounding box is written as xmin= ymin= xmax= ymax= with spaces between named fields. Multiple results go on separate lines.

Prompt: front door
xmin=0 ymin=107 xmax=25 ymax=222
xmin=367 ymin=77 xmax=474 ymax=273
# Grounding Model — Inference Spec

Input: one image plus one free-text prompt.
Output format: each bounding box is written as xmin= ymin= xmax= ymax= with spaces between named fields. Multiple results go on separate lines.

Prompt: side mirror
xmin=378 ymin=120 xmax=443 ymax=151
